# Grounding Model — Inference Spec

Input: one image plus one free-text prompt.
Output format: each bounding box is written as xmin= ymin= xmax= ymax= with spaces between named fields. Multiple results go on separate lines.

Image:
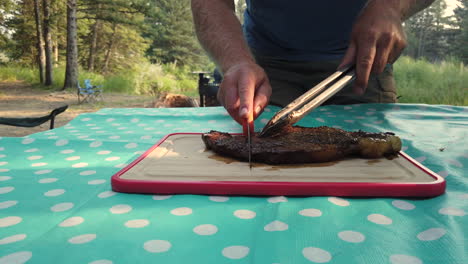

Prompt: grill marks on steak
xmin=202 ymin=126 xmax=402 ymax=164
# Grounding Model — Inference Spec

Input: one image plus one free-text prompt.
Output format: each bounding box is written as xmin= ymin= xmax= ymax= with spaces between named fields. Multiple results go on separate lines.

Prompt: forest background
xmin=0 ymin=0 xmax=467 ymax=106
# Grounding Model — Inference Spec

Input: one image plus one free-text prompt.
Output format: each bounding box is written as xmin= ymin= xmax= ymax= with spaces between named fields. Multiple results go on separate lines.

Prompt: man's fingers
xmin=355 ymin=35 xmax=377 ymax=94
xmin=237 ymin=74 xmax=255 ymax=120
xmin=219 ymin=78 xmax=242 ymax=124
xmin=338 ymin=42 xmax=356 ymax=70
xmin=253 ymin=80 xmax=271 ymax=119
xmin=373 ymin=37 xmax=394 ymax=74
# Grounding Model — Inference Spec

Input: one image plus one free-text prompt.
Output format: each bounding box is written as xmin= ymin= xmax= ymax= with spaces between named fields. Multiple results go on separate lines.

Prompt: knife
xmin=243 ymin=118 xmax=254 ymax=169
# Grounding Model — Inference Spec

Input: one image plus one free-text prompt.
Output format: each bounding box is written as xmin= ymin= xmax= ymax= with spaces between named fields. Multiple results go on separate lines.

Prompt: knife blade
xmin=243 ymin=118 xmax=254 ymax=169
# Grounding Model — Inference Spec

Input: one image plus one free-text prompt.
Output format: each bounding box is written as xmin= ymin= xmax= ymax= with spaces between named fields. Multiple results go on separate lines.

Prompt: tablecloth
xmin=0 ymin=103 xmax=466 ymax=264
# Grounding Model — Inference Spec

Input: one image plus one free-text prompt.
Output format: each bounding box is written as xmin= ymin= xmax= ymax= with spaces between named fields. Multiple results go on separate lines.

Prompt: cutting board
xmin=111 ymin=133 xmax=445 ymax=197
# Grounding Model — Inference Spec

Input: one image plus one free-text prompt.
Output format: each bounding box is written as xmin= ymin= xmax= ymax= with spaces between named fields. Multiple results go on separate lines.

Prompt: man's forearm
xmin=191 ymin=0 xmax=255 ymax=73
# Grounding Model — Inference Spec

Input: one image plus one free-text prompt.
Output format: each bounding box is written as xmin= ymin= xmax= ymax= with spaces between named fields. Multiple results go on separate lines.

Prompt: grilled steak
xmin=202 ymin=126 xmax=402 ymax=164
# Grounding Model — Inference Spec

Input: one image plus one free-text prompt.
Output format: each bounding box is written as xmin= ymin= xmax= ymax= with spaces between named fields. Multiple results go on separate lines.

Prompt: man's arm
xmin=191 ymin=0 xmax=271 ymax=124
xmin=339 ymin=0 xmax=436 ymax=95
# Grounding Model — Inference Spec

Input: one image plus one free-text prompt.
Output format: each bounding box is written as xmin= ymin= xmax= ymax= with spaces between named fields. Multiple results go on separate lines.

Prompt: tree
xmin=63 ymin=0 xmax=78 ymax=90
xmin=33 ymin=0 xmax=45 ymax=83
xmin=453 ymin=0 xmax=468 ymax=63
xmin=42 ymin=0 xmax=53 ymax=85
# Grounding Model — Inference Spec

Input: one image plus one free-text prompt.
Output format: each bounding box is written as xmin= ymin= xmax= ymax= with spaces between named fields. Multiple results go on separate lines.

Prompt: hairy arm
xmin=191 ymin=0 xmax=271 ymax=125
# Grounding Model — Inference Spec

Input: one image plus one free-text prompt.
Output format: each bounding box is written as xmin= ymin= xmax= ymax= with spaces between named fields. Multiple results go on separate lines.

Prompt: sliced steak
xmin=202 ymin=126 xmax=402 ymax=164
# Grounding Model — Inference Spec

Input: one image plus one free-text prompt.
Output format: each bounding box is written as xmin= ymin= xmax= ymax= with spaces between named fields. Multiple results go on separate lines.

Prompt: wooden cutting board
xmin=111 ymin=133 xmax=445 ymax=197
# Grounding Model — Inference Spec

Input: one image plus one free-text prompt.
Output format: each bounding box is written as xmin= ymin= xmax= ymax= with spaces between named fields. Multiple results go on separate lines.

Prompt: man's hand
xmin=339 ymin=0 xmax=407 ymax=95
xmin=217 ymin=62 xmax=271 ymax=125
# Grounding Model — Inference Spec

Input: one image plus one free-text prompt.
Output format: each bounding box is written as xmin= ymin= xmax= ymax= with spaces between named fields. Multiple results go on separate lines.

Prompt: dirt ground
xmin=0 ymin=81 xmax=156 ymax=137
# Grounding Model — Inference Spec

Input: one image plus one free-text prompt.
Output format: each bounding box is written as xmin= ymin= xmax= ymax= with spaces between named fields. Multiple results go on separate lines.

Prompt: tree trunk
xmin=63 ymin=0 xmax=79 ymax=90
xmin=87 ymin=19 xmax=101 ymax=71
xmin=54 ymin=39 xmax=59 ymax=66
xmin=33 ymin=0 xmax=45 ymax=84
xmin=42 ymin=0 xmax=53 ymax=86
xmin=102 ymin=24 xmax=117 ymax=74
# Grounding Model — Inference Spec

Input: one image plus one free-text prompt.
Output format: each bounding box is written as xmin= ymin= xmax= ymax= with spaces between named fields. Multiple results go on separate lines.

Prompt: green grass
xmin=1 ymin=57 xmax=466 ymax=105
xmin=394 ymin=56 xmax=467 ymax=106
xmin=0 ymin=62 xmax=199 ymax=96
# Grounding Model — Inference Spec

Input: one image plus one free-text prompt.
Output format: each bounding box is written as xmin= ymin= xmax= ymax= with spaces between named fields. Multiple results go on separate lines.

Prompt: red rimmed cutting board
xmin=111 ymin=133 xmax=445 ymax=197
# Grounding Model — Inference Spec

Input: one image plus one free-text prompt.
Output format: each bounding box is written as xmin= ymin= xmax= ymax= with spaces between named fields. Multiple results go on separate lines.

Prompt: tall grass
xmin=0 ymin=62 xmax=198 ymax=96
xmin=394 ymin=56 xmax=467 ymax=106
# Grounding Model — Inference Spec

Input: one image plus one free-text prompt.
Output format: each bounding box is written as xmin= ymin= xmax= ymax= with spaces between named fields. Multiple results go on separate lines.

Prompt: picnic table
xmin=0 ymin=104 xmax=466 ymax=264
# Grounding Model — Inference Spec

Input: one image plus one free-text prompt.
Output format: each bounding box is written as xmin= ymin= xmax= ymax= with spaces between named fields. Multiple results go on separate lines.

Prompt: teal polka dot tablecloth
xmin=0 ymin=104 xmax=467 ymax=264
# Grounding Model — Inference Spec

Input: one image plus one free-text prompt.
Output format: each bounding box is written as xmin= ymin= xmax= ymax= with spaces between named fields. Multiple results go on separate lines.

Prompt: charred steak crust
xmin=202 ymin=126 xmax=402 ymax=164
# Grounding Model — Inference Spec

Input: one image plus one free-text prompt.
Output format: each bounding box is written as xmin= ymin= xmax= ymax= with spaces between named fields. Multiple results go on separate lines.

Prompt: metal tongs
xmin=259 ymin=65 xmax=356 ymax=138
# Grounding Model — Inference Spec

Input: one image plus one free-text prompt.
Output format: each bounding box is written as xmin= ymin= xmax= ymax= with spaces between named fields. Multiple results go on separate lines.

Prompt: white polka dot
xmin=61 ymin=149 xmax=75 ymax=154
xmin=392 ymin=200 xmax=416 ymax=210
xmin=144 ymin=240 xmax=172 ymax=253
xmin=367 ymin=214 xmax=392 ymax=225
xmin=59 ymin=217 xmax=84 ymax=227
xmin=51 ymin=202 xmax=74 ymax=212
xmin=0 ymin=169 xmax=9 ymax=172
xmin=44 ymin=189 xmax=65 ymax=197
xmin=72 ymin=162 xmax=88 ymax=168
xmin=81 ymin=118 xmax=91 ymax=121
xmin=131 ymin=118 xmax=139 ymax=123
xmin=109 ymin=135 xmax=120 ymax=140
xmin=389 ymin=254 xmax=422 ymax=264
xmin=68 ymin=234 xmax=96 ymax=244
xmin=114 ymin=163 xmax=127 ymax=168
xmin=302 ymin=247 xmax=332 ymax=263
xmin=106 ymin=118 xmax=115 ymax=122
xmin=447 ymin=159 xmax=463 ymax=168
xmin=264 ymin=220 xmax=288 ymax=231
xmin=140 ymin=135 xmax=152 ymax=140
xmin=89 ymin=260 xmax=113 ymax=264
xmin=66 ymin=156 xmax=80 ymax=161
xmin=98 ymin=191 xmax=117 ymax=199
xmin=267 ymin=196 xmax=288 ymax=203
xmin=315 ymin=118 xmax=325 ymax=123
xmin=125 ymin=219 xmax=150 ymax=228
xmin=328 ymin=197 xmax=350 ymax=207
xmin=0 ymin=234 xmax=26 ymax=245
xmin=209 ymin=196 xmax=229 ymax=202
xmin=0 ymin=154 xmax=5 ymax=158
xmin=90 ymin=141 xmax=103 ymax=148
xmin=39 ymin=178 xmax=58 ymax=183
xmin=344 ymin=120 xmax=355 ymax=123
xmin=35 ymin=169 xmax=52 ymax=175
xmin=105 ymin=157 xmax=120 ymax=161
xmin=0 ymin=216 xmax=22 ymax=227
xmin=234 ymin=209 xmax=256 ymax=219
xmin=458 ymin=193 xmax=468 ymax=200
xmin=417 ymin=228 xmax=446 ymax=241
xmin=110 ymin=204 xmax=132 ymax=214
xmin=0 ymin=161 xmax=7 ymax=166
xmin=437 ymin=170 xmax=449 ymax=178
xmin=193 ymin=224 xmax=218 ymax=235
xmin=88 ymin=179 xmax=106 ymax=185
xmin=80 ymin=170 xmax=96 ymax=176
xmin=338 ymin=231 xmax=365 ymax=243
xmin=27 ymin=155 xmax=43 ymax=160
xmin=125 ymin=143 xmax=138 ymax=149
xmin=0 ymin=251 xmax=32 ymax=264
xmin=22 ymin=138 xmax=35 ymax=144
xmin=152 ymin=195 xmax=172 ymax=200
xmin=77 ymin=135 xmax=89 ymax=139
xmin=0 ymin=176 xmax=11 ymax=181
xmin=31 ymin=162 xmax=47 ymax=167
xmin=438 ymin=207 xmax=465 ymax=216
xmin=299 ymin=209 xmax=322 ymax=217
xmin=0 ymin=200 xmax=17 ymax=209
xmin=55 ymin=139 xmax=69 ymax=146
xmin=0 ymin=186 xmax=14 ymax=194
xmin=24 ymin=148 xmax=39 ymax=152
xmin=171 ymin=207 xmax=192 ymax=216
xmin=222 ymin=246 xmax=250 ymax=259
xmin=97 ymin=151 xmax=111 ymax=155
xmin=415 ymin=156 xmax=426 ymax=163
